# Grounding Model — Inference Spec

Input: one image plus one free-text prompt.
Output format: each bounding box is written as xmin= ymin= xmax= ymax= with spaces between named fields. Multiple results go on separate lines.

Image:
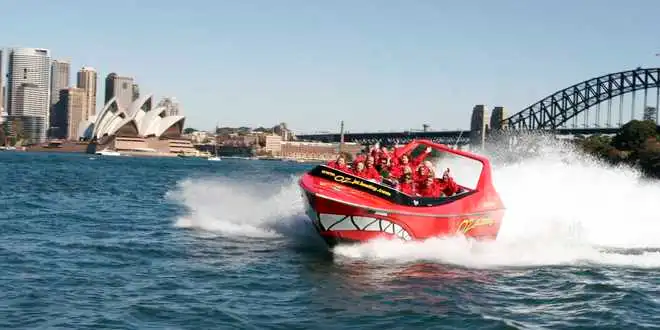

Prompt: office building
xmin=0 ymin=50 xmax=4 ymax=114
xmin=59 ymin=88 xmax=85 ymax=140
xmin=50 ymin=59 xmax=70 ymax=136
xmin=132 ymin=83 xmax=139 ymax=102
xmin=157 ymin=97 xmax=180 ymax=116
xmin=6 ymin=47 xmax=51 ymax=144
xmin=77 ymin=66 xmax=97 ymax=120
xmin=104 ymin=72 xmax=134 ymax=113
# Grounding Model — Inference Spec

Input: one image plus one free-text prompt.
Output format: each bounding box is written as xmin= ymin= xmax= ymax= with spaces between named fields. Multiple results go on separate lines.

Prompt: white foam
xmin=166 ymin=175 xmax=305 ymax=238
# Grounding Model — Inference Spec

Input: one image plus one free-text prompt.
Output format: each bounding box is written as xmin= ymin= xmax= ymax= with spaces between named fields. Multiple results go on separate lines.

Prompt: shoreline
xmin=10 ymin=146 xmax=330 ymax=162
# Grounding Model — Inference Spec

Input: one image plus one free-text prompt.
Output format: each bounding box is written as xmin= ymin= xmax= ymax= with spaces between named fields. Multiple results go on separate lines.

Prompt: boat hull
xmin=299 ymin=178 xmax=504 ymax=248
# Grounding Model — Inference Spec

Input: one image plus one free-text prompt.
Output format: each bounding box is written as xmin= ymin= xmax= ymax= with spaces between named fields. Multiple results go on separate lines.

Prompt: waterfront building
xmin=5 ymin=47 xmax=51 ymax=144
xmin=50 ymin=59 xmax=70 ymax=136
xmin=281 ymin=141 xmax=362 ymax=161
xmin=104 ymin=73 xmax=134 ymax=114
xmin=79 ymin=94 xmax=195 ymax=155
xmin=77 ymin=66 xmax=97 ymax=120
xmin=59 ymin=88 xmax=85 ymax=140
xmin=264 ymin=134 xmax=283 ymax=156
xmin=273 ymin=122 xmax=293 ymax=141
xmin=0 ymin=50 xmax=3 ymax=114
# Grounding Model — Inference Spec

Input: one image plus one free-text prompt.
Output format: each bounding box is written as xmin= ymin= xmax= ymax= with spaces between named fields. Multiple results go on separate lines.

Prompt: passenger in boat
xmin=352 ymin=161 xmax=366 ymax=177
xmin=353 ymin=151 xmax=367 ymax=167
xmin=368 ymin=144 xmax=382 ymax=161
xmin=417 ymin=176 xmax=441 ymax=198
xmin=436 ymin=169 xmax=459 ymax=196
xmin=327 ymin=155 xmax=349 ymax=172
xmin=415 ymin=160 xmax=436 ymax=184
xmin=378 ymin=156 xmax=399 ymax=186
xmin=390 ymin=154 xmax=416 ymax=179
xmin=389 ymin=154 xmax=410 ymax=178
xmin=398 ymin=167 xmax=416 ymax=195
xmin=365 ymin=155 xmax=377 ymax=171
xmin=376 ymin=146 xmax=392 ymax=164
xmin=390 ymin=147 xmax=433 ymax=179
xmin=353 ymin=161 xmax=381 ymax=181
xmin=366 ymin=156 xmax=382 ymax=181
xmin=376 ymin=156 xmax=391 ymax=175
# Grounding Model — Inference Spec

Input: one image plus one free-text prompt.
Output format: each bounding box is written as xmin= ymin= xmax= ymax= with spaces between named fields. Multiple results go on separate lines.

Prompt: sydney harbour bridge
xmin=296 ymin=67 xmax=660 ymax=147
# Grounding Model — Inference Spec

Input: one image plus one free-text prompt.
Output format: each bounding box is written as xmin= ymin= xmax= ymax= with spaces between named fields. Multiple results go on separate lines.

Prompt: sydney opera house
xmin=79 ymin=94 xmax=197 ymax=156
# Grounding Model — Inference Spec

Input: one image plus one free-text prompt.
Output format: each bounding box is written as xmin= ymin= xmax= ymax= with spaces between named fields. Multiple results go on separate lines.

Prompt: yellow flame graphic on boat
xmin=457 ymin=218 xmax=495 ymax=234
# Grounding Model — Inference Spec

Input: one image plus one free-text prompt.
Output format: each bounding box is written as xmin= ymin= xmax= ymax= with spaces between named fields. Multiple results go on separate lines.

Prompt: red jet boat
xmin=298 ymin=139 xmax=505 ymax=247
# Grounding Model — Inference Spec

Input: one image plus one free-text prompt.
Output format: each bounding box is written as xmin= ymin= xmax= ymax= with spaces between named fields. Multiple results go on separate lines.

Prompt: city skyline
xmin=1 ymin=1 xmax=660 ymax=133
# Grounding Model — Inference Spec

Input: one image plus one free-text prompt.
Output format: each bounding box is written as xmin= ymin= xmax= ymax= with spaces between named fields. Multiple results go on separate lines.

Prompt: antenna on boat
xmin=454 ymin=130 xmax=464 ymax=150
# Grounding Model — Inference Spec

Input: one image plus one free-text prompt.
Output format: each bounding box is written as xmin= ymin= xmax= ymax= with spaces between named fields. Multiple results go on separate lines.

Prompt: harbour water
xmin=0 ymin=143 xmax=659 ymax=329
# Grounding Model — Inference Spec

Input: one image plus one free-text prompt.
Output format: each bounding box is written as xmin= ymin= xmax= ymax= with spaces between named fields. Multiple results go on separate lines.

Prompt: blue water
xmin=1 ymin=152 xmax=659 ymax=329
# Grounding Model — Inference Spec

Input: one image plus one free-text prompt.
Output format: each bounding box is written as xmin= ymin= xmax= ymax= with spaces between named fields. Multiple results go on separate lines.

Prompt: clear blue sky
xmin=2 ymin=0 xmax=659 ymax=133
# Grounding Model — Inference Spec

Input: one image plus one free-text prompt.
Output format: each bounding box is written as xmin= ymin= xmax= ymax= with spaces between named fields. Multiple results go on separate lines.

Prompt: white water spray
xmin=166 ymin=176 xmax=307 ymax=238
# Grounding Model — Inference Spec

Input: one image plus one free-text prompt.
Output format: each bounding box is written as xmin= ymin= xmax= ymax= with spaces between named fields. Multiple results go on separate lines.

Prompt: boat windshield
xmin=407 ymin=143 xmax=483 ymax=191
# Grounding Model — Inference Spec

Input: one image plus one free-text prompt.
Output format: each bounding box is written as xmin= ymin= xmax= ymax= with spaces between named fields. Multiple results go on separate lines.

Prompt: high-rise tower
xmin=104 ymin=72 xmax=134 ymax=113
xmin=77 ymin=66 xmax=97 ymax=120
xmin=60 ymin=87 xmax=85 ymax=140
xmin=0 ymin=49 xmax=4 ymax=114
xmin=6 ymin=47 xmax=51 ymax=144
xmin=50 ymin=59 xmax=70 ymax=136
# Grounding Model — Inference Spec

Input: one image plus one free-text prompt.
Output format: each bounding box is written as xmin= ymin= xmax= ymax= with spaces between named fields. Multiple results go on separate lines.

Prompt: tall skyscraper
xmin=104 ymin=72 xmax=134 ymax=113
xmin=60 ymin=87 xmax=85 ymax=140
xmin=132 ymin=83 xmax=140 ymax=102
xmin=6 ymin=47 xmax=51 ymax=144
xmin=157 ymin=97 xmax=180 ymax=116
xmin=0 ymin=49 xmax=4 ymax=114
xmin=77 ymin=66 xmax=97 ymax=120
xmin=50 ymin=59 xmax=70 ymax=136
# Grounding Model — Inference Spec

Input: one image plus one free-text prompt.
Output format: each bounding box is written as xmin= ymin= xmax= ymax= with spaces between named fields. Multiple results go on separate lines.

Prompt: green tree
xmin=637 ymin=139 xmax=660 ymax=178
xmin=612 ymin=119 xmax=658 ymax=152
xmin=11 ymin=119 xmax=25 ymax=145
xmin=578 ymin=135 xmax=610 ymax=153
xmin=183 ymin=127 xmax=197 ymax=134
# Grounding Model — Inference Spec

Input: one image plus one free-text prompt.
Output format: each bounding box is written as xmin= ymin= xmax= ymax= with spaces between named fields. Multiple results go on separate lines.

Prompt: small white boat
xmin=208 ymin=143 xmax=221 ymax=161
xmin=95 ymin=148 xmax=121 ymax=156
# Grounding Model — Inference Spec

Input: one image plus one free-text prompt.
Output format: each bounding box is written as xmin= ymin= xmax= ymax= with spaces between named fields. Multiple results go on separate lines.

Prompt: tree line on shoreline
xmin=575 ymin=119 xmax=660 ymax=178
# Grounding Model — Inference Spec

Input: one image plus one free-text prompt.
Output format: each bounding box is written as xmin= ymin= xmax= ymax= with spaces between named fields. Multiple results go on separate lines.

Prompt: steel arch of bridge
xmin=504 ymin=67 xmax=660 ymax=130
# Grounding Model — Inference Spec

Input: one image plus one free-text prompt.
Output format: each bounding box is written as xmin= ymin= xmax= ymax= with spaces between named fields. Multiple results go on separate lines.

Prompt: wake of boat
xmin=165 ymin=175 xmax=317 ymax=241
